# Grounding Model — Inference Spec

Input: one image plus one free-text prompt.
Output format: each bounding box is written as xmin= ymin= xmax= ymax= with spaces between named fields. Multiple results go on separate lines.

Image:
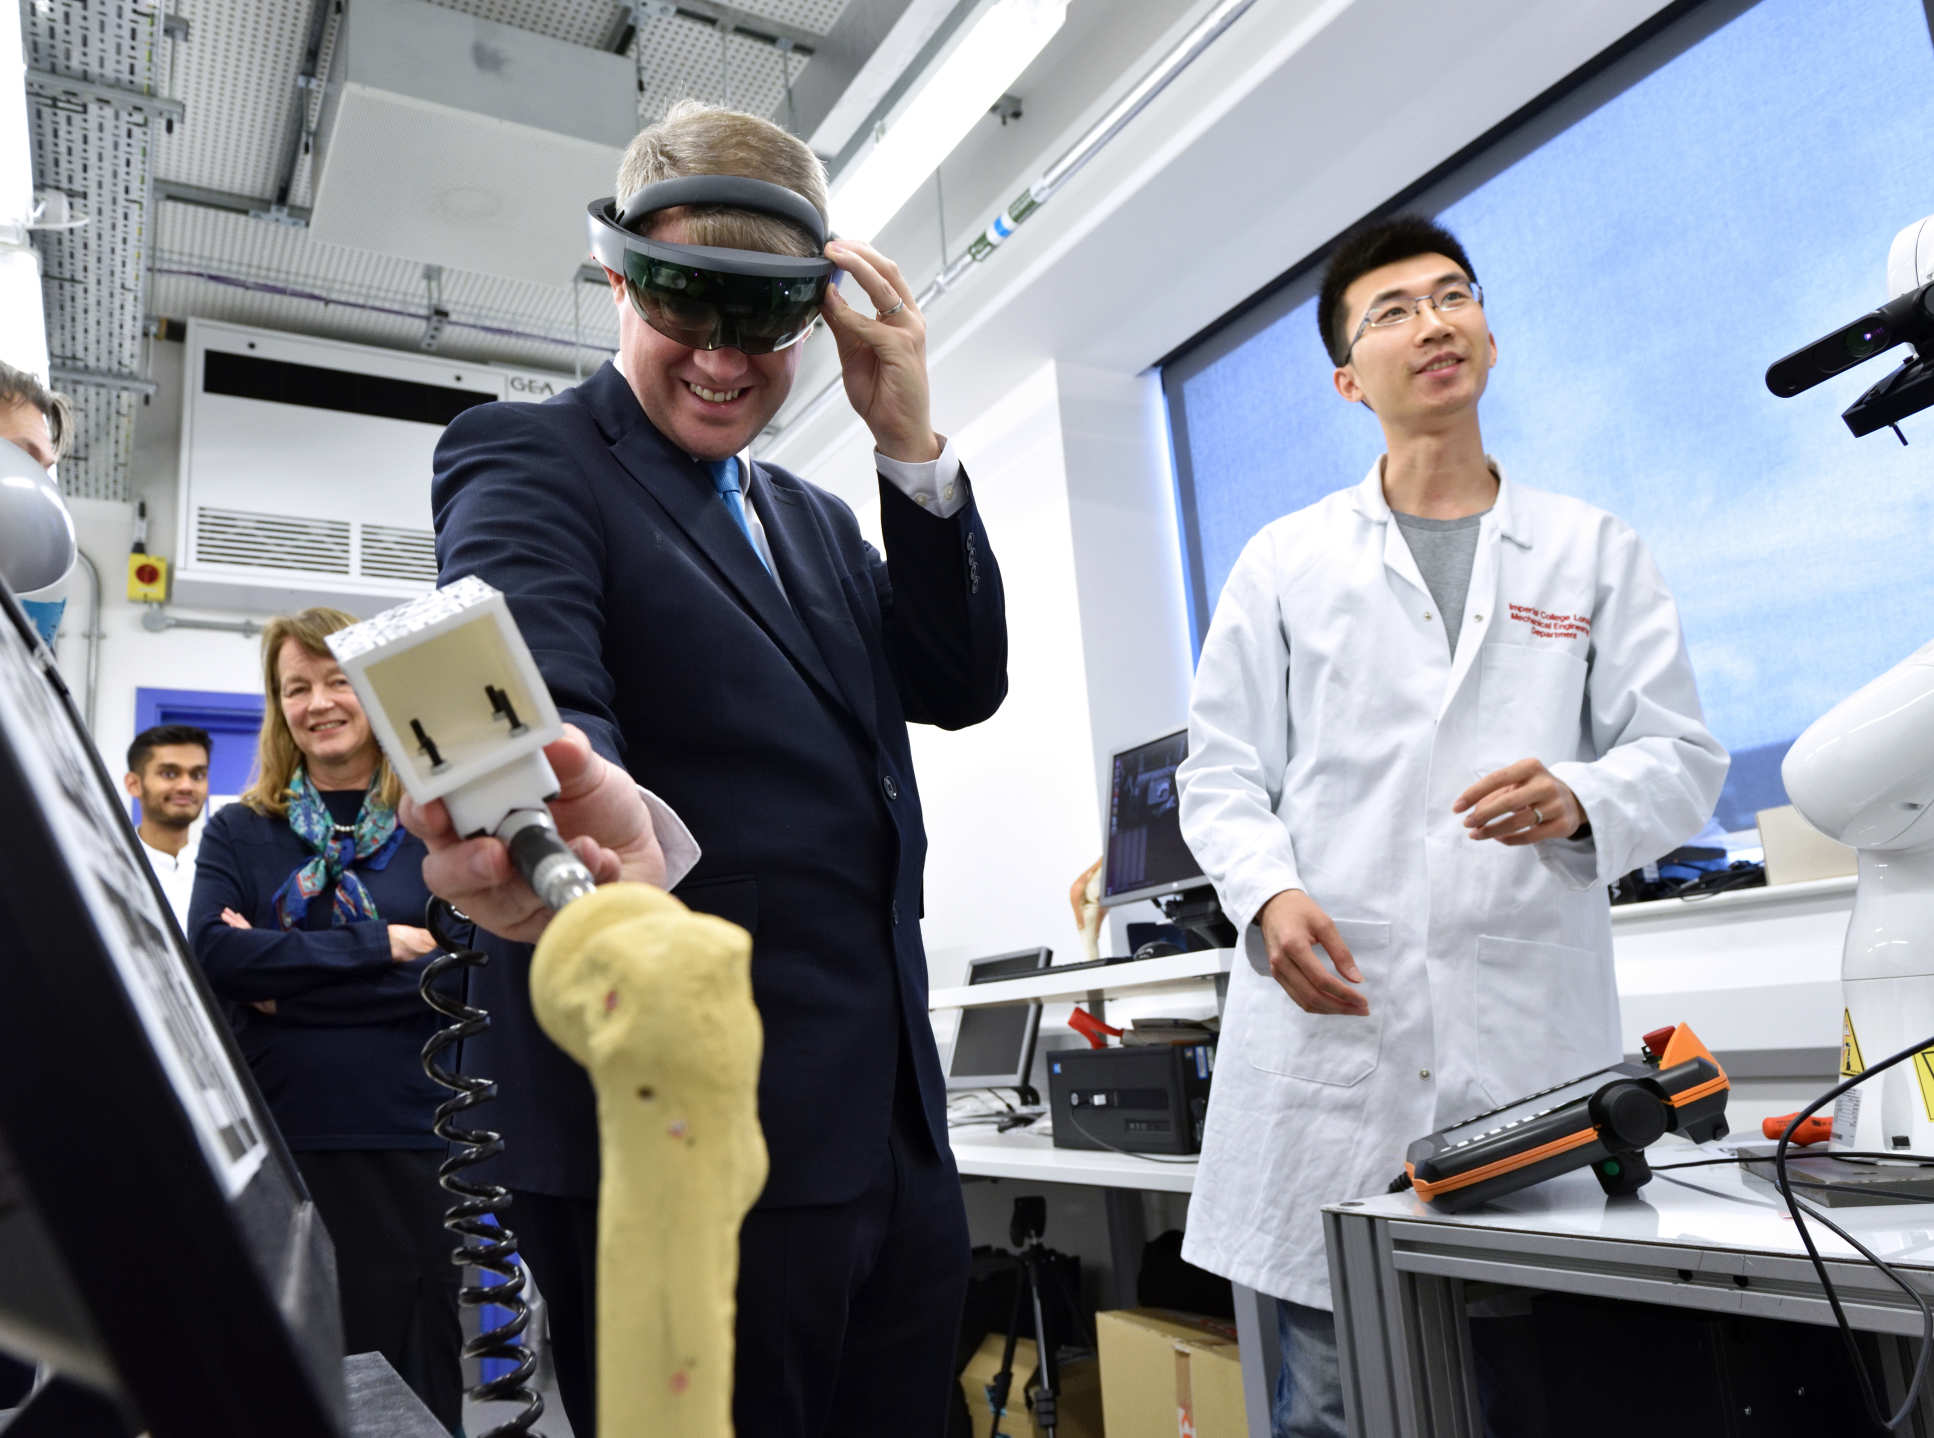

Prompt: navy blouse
xmin=187 ymin=796 xmax=455 ymax=1151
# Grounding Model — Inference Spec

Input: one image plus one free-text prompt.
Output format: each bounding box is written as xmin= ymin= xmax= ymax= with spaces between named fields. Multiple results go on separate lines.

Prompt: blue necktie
xmin=706 ymin=457 xmax=772 ymax=577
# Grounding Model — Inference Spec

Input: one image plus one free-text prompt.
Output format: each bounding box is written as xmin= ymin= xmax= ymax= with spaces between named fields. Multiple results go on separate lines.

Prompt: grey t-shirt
xmin=1392 ymin=509 xmax=1490 ymax=657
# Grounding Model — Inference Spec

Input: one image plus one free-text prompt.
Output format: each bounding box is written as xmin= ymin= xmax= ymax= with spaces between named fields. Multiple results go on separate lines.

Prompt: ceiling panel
xmin=27 ymin=0 xmax=860 ymax=498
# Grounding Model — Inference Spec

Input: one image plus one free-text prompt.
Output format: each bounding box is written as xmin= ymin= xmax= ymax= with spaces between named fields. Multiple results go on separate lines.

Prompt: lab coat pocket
xmin=1479 ymin=645 xmax=1588 ymax=760
xmin=1245 ymin=919 xmax=1388 ymax=1086
xmin=1472 ymin=934 xmax=1597 ymax=1102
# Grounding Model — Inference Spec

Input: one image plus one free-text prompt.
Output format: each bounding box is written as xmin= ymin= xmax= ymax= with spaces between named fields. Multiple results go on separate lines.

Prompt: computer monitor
xmin=946 ymin=946 xmax=1052 ymax=1097
xmin=1102 ymin=728 xmax=1206 ymax=906
xmin=1100 ymin=729 xmax=1236 ymax=951
xmin=0 ymin=582 xmax=351 ymax=1436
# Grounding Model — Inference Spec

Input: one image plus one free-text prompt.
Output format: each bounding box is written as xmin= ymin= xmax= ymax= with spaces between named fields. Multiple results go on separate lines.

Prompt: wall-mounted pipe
xmin=762 ymin=0 xmax=1258 ymax=447
xmin=74 ymin=548 xmax=105 ymax=733
xmin=139 ymin=608 xmax=263 ymax=640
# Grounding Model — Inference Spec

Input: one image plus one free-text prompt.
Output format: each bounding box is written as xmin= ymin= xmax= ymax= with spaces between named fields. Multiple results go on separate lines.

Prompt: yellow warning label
xmin=1841 ymin=1009 xmax=1864 ymax=1077
xmin=1916 ymin=1050 xmax=1934 ymax=1123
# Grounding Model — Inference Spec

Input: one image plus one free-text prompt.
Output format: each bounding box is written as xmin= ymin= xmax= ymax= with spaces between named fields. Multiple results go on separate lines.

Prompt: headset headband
xmin=617 ymin=175 xmax=828 ymax=247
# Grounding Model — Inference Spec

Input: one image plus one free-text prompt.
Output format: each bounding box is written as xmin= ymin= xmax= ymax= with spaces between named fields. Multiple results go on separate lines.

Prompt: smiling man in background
xmin=124 ymin=723 xmax=212 ymax=929
xmin=1175 ymin=214 xmax=1727 ymax=1437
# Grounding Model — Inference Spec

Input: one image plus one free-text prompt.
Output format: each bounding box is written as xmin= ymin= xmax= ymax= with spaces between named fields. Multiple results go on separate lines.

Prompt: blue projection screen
xmin=1164 ymin=0 xmax=1934 ymax=833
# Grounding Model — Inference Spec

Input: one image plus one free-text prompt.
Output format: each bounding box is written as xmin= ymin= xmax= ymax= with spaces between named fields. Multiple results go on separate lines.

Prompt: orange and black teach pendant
xmin=1399 ymin=1024 xmax=1731 ymax=1213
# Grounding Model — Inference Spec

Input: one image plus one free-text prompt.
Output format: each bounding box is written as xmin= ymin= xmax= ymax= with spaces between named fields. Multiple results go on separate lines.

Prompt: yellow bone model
xmin=529 ymin=882 xmax=767 ymax=1437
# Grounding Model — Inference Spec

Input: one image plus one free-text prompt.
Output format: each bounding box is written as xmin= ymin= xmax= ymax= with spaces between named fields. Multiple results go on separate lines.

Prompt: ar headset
xmin=587 ymin=175 xmax=834 ymax=355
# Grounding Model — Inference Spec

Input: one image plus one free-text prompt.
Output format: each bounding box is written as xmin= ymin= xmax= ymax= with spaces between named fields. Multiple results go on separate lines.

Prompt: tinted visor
xmin=623 ymin=248 xmax=827 ymax=355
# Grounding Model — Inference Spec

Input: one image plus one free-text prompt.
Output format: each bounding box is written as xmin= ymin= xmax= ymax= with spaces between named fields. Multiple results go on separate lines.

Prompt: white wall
xmin=906 ymin=362 xmax=1101 ymax=984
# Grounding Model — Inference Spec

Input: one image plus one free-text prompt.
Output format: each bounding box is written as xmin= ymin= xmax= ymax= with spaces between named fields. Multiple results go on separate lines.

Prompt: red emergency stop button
xmin=1642 ymin=1025 xmax=1677 ymax=1061
xmin=136 ymin=563 xmax=160 ymax=585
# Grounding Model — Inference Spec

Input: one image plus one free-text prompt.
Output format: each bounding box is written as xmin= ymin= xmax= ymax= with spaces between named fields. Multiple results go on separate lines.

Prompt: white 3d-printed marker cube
xmin=327 ymin=577 xmax=564 ymax=838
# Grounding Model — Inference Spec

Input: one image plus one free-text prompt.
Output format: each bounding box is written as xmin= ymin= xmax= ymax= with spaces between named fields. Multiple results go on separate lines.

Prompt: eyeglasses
xmin=1345 ymin=280 xmax=1484 ymax=360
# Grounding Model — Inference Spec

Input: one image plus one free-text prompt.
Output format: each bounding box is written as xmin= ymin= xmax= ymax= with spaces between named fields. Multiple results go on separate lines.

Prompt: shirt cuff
xmin=875 ymin=436 xmax=966 ymax=518
xmin=637 ymin=785 xmax=701 ymax=889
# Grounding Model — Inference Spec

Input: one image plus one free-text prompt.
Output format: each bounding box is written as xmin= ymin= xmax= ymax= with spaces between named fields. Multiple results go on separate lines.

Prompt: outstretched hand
xmin=399 ymin=724 xmax=667 ymax=944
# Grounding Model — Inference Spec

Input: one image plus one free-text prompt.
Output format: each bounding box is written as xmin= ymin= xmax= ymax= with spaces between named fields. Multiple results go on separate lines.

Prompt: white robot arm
xmin=1781 ymin=640 xmax=1934 ymax=1150
xmin=1772 ymin=214 xmax=1934 ymax=1152
xmin=1783 ymin=639 xmax=1934 ymax=853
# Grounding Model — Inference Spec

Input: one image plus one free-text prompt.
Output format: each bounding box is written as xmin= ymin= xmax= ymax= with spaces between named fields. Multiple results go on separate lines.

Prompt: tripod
xmin=986 ymin=1196 xmax=1060 ymax=1438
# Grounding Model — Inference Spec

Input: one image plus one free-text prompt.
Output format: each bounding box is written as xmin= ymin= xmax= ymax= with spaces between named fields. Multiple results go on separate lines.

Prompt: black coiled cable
xmin=421 ymin=897 xmax=544 ymax=1436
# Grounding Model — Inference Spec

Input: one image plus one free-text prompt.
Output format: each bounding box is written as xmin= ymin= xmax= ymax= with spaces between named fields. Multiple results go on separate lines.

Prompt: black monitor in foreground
xmin=0 ymin=581 xmax=349 ymax=1436
xmin=1100 ymin=729 xmax=1234 ymax=949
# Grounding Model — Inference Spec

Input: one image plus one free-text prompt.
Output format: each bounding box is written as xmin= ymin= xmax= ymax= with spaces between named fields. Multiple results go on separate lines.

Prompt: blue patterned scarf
xmin=271 ymin=767 xmax=405 ymax=929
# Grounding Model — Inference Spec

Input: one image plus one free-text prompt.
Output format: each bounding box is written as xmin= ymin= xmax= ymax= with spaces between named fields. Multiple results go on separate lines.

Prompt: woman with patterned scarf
xmin=188 ymin=607 xmax=461 ymax=1433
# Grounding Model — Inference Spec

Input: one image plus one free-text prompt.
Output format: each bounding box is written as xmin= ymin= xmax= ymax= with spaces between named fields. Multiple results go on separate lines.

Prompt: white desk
xmin=949 ymin=1126 xmax=1198 ymax=1192
xmin=1324 ymin=1136 xmax=1934 ymax=1436
xmin=930 ymin=948 xmax=1235 ymax=1011
xmin=938 ymin=949 xmax=1277 ymax=1436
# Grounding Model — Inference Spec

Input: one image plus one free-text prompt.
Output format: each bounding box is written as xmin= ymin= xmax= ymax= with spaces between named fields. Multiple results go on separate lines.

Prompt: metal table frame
xmin=1325 ymin=1151 xmax=1934 ymax=1436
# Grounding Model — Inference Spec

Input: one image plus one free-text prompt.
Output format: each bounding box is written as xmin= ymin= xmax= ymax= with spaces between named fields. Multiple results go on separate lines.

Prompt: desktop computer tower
xmin=1047 ymin=1042 xmax=1215 ymax=1155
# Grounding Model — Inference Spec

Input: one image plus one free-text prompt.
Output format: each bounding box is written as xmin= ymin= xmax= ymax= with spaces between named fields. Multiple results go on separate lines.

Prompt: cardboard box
xmin=1756 ymin=803 xmax=1856 ymax=885
xmin=958 ymin=1332 xmax=1104 ymax=1438
xmin=1097 ymin=1308 xmax=1249 ymax=1438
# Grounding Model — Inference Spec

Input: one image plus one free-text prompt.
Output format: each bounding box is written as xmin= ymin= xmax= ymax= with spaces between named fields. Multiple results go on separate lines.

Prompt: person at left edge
xmin=426 ymin=101 xmax=1007 ymax=1438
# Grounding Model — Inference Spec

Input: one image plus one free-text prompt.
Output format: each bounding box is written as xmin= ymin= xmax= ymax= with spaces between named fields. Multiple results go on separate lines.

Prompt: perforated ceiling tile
xmin=28 ymin=0 xmax=165 ymax=502
xmin=154 ymin=0 xmax=315 ymax=198
xmin=630 ymin=11 xmax=800 ymax=127
xmin=154 ymin=201 xmax=618 ymax=373
xmin=55 ymin=387 xmax=140 ymax=503
xmin=425 ymin=0 xmax=626 ymax=47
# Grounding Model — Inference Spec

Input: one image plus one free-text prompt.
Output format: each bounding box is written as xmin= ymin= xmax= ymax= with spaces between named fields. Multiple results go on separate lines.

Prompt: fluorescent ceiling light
xmin=830 ymin=0 xmax=1068 ymax=245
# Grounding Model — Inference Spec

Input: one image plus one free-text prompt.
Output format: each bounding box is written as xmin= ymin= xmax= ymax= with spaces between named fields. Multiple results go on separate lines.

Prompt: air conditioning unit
xmin=174 ymin=319 xmax=576 ymax=615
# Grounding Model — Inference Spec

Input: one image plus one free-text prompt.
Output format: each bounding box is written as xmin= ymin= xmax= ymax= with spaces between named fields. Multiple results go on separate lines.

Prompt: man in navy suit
xmin=407 ymin=101 xmax=1007 ymax=1437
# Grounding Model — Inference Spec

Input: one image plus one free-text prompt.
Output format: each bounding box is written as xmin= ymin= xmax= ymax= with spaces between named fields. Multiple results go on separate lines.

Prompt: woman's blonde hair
xmin=240 ymin=607 xmax=401 ymax=817
xmin=614 ymin=99 xmax=829 ymax=257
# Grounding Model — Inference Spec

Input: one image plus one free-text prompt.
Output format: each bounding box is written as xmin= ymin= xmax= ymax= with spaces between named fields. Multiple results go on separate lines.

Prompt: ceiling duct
xmin=308 ymin=0 xmax=637 ymax=287
xmin=173 ymin=320 xmax=575 ymax=614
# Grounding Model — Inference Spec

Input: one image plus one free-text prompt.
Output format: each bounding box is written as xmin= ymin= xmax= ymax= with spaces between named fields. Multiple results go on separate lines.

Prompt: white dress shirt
xmin=138 ymin=830 xmax=200 ymax=932
xmin=640 ymin=787 xmax=700 ymax=888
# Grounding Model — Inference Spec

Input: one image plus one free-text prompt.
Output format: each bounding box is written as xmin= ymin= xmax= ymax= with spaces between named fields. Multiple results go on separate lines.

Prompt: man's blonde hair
xmin=615 ymin=100 xmax=829 ymax=259
xmin=241 ymin=607 xmax=402 ymax=817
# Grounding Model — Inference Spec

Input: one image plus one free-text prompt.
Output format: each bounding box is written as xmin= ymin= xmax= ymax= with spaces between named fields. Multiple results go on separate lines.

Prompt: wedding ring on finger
xmin=1532 ymin=807 xmax=1545 ymax=825
xmin=875 ymin=298 xmax=906 ymax=320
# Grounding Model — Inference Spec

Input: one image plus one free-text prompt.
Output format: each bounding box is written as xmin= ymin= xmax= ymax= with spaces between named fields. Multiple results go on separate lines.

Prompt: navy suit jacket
xmin=432 ymin=360 xmax=1007 ymax=1206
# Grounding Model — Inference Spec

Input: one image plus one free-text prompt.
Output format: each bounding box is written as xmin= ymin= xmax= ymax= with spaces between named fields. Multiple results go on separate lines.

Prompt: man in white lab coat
xmin=1175 ymin=215 xmax=1727 ymax=1437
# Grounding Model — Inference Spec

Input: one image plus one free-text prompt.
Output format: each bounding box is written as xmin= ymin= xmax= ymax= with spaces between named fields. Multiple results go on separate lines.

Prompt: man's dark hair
xmin=1317 ymin=215 xmax=1478 ymax=365
xmin=128 ymin=724 xmax=212 ymax=775
xmin=0 ymin=359 xmax=73 ymax=459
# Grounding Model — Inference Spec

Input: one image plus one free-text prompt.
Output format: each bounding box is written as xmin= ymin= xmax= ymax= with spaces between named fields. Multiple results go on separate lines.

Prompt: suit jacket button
xmin=882 ymin=774 xmax=899 ymax=801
